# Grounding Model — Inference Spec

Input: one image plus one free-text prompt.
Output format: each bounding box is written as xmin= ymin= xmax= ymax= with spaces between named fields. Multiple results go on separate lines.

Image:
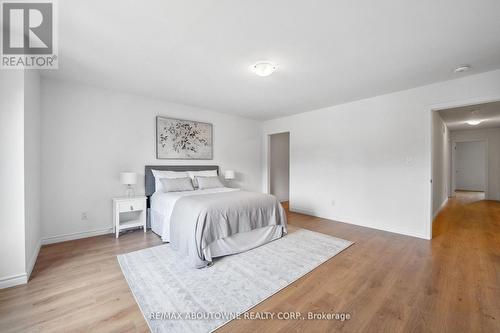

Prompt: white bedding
xmin=151 ymin=187 xmax=285 ymax=263
xmin=150 ymin=187 xmax=239 ymax=242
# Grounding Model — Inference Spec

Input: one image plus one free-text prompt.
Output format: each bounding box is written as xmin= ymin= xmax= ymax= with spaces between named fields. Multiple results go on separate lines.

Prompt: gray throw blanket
xmin=169 ymin=190 xmax=287 ymax=268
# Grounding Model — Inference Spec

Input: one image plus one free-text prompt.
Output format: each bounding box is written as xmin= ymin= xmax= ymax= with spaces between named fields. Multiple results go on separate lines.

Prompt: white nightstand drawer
xmin=118 ymin=199 xmax=144 ymax=213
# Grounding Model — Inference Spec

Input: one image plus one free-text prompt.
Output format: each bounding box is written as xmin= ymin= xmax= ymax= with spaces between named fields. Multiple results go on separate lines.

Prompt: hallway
xmin=433 ymin=190 xmax=491 ymax=237
xmin=430 ymin=191 xmax=500 ymax=330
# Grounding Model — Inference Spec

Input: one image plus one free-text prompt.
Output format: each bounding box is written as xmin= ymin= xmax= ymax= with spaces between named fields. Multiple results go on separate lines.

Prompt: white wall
xmin=41 ymin=78 xmax=263 ymax=241
xmin=24 ymin=71 xmax=42 ymax=276
xmin=0 ymin=71 xmax=27 ymax=287
xmin=432 ymin=112 xmax=450 ymax=218
xmin=263 ymin=70 xmax=500 ymax=239
xmin=451 ymin=128 xmax=500 ymax=199
xmin=269 ymin=132 xmax=290 ymax=202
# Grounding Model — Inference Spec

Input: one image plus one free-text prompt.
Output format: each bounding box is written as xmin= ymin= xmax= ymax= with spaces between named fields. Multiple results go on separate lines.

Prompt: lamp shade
xmin=224 ymin=170 xmax=235 ymax=180
xmin=120 ymin=172 xmax=137 ymax=185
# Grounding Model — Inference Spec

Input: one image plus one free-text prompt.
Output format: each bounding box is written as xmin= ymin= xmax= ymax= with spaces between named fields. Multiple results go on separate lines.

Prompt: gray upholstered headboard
xmin=145 ymin=165 xmax=219 ymax=199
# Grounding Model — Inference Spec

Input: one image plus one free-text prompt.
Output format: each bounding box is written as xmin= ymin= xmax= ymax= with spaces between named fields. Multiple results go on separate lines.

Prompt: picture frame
xmin=156 ymin=116 xmax=213 ymax=159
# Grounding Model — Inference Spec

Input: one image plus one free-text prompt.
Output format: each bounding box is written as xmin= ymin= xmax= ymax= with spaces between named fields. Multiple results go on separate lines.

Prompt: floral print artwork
xmin=157 ymin=117 xmax=213 ymax=159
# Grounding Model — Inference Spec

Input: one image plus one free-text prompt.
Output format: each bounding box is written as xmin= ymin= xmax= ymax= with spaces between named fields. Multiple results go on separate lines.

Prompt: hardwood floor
xmin=1 ymin=193 xmax=499 ymax=332
xmin=0 ymin=231 xmax=163 ymax=332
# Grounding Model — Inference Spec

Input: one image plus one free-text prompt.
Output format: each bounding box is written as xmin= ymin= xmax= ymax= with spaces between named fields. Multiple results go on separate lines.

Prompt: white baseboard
xmin=0 ymin=239 xmax=42 ymax=289
xmin=42 ymin=227 xmax=113 ymax=245
xmin=27 ymin=239 xmax=42 ymax=279
xmin=0 ymin=273 xmax=28 ymax=289
xmin=433 ymin=198 xmax=449 ymax=220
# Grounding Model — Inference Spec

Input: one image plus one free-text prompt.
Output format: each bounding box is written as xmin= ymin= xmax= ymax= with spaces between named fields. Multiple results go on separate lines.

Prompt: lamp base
xmin=125 ymin=185 xmax=135 ymax=197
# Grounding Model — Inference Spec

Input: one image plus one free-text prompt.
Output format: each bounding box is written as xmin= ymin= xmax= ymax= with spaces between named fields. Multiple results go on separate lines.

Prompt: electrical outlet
xmin=81 ymin=212 xmax=88 ymax=220
xmin=331 ymin=200 xmax=336 ymax=206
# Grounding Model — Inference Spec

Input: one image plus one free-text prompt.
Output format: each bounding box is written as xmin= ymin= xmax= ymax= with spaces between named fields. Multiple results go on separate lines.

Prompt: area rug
xmin=117 ymin=228 xmax=353 ymax=333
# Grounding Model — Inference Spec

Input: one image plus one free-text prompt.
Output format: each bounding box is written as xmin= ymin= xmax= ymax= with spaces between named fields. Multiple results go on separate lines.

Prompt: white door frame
xmin=451 ymin=139 xmax=488 ymax=196
xmin=429 ymin=95 xmax=500 ymax=239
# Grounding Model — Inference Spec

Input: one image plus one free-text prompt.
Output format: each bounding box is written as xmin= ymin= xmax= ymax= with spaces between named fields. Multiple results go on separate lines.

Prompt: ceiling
xmin=42 ymin=0 xmax=500 ymax=120
xmin=438 ymin=101 xmax=500 ymax=131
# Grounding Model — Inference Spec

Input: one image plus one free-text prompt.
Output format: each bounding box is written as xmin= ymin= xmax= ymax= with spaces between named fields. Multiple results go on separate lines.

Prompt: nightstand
xmin=112 ymin=196 xmax=147 ymax=238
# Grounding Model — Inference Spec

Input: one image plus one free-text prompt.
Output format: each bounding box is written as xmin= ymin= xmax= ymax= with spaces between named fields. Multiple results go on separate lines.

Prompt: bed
xmin=146 ymin=165 xmax=287 ymax=268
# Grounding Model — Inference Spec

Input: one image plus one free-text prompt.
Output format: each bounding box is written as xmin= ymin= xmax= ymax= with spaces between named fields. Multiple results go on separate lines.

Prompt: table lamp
xmin=120 ymin=172 xmax=137 ymax=197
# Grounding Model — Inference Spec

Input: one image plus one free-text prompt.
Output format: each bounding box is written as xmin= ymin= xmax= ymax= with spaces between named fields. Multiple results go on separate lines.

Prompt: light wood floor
xmin=1 ymin=192 xmax=499 ymax=332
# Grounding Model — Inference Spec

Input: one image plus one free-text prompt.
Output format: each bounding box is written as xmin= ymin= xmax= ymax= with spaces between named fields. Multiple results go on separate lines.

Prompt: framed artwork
xmin=156 ymin=116 xmax=213 ymax=159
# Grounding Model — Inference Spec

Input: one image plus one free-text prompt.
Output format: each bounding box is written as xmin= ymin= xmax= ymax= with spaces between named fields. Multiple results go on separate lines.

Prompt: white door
xmin=455 ymin=141 xmax=486 ymax=191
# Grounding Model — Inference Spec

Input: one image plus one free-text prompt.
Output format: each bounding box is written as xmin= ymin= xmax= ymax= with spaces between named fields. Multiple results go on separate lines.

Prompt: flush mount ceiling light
xmin=466 ymin=110 xmax=483 ymax=126
xmin=454 ymin=65 xmax=471 ymax=73
xmin=250 ymin=62 xmax=278 ymax=77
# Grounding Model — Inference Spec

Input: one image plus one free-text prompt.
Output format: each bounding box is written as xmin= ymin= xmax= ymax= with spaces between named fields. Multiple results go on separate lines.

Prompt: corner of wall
xmin=23 ymin=70 xmax=43 ymax=282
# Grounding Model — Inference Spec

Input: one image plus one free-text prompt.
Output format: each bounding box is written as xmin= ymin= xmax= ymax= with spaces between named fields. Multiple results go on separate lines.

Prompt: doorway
xmin=430 ymin=99 xmax=500 ymax=239
xmin=452 ymin=140 xmax=487 ymax=197
xmin=269 ymin=132 xmax=290 ymax=206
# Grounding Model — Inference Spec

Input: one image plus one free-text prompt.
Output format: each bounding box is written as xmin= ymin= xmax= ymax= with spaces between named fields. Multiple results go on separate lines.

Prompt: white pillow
xmin=152 ymin=170 xmax=188 ymax=192
xmin=160 ymin=177 xmax=194 ymax=192
xmin=188 ymin=170 xmax=218 ymax=188
xmin=196 ymin=176 xmax=224 ymax=190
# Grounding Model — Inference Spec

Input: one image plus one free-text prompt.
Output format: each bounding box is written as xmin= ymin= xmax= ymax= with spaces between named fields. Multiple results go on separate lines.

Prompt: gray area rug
xmin=118 ymin=228 xmax=353 ymax=333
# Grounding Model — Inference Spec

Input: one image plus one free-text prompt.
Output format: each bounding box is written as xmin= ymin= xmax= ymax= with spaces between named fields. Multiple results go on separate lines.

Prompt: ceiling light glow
xmin=466 ymin=119 xmax=482 ymax=126
xmin=251 ymin=62 xmax=278 ymax=77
